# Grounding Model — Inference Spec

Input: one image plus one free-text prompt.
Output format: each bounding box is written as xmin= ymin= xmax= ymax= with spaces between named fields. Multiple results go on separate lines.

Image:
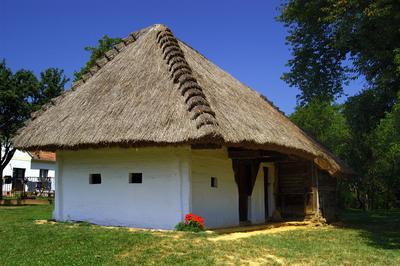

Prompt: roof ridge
xmin=259 ymin=94 xmax=286 ymax=116
xmin=73 ymin=25 xmax=155 ymax=88
xmin=154 ymin=25 xmax=219 ymax=131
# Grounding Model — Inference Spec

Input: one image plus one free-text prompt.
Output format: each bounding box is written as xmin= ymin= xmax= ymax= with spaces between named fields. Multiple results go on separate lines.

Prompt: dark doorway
xmin=232 ymin=158 xmax=261 ymax=223
xmin=238 ymin=162 xmax=253 ymax=222
xmin=12 ymin=168 xmax=25 ymax=191
xmin=238 ymin=193 xmax=248 ymax=222
xmin=239 ymin=161 xmax=256 ymax=222
xmin=264 ymin=167 xmax=269 ymax=219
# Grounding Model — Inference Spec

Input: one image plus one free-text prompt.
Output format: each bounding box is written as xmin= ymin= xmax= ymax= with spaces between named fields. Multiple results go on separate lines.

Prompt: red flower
xmin=178 ymin=213 xmax=205 ymax=231
xmin=184 ymin=213 xmax=205 ymax=228
xmin=185 ymin=213 xmax=193 ymax=223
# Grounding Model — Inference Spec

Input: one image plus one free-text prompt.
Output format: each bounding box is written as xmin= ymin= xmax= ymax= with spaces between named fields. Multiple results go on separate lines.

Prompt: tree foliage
xmin=0 ymin=60 xmax=68 ymax=198
xmin=0 ymin=61 xmax=68 ymax=140
xmin=290 ymin=100 xmax=350 ymax=157
xmin=280 ymin=0 xmax=400 ymax=209
xmin=371 ymin=96 xmax=400 ymax=207
xmin=36 ymin=68 xmax=69 ymax=106
xmin=73 ymin=35 xmax=122 ymax=81
xmin=278 ymin=1 xmax=349 ymax=105
xmin=1 ymin=33 xmax=119 ymax=198
xmin=279 ymin=0 xmax=400 ymax=107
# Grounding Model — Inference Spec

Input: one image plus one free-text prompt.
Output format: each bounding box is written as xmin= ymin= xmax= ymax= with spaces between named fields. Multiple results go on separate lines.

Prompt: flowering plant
xmin=175 ymin=213 xmax=205 ymax=232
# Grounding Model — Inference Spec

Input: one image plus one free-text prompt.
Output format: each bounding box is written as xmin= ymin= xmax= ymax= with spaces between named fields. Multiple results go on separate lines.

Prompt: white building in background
xmin=2 ymin=149 xmax=56 ymax=196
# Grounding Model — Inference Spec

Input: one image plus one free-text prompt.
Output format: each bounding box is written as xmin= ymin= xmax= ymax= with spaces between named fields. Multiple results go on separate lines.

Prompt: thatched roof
xmin=13 ymin=24 xmax=351 ymax=176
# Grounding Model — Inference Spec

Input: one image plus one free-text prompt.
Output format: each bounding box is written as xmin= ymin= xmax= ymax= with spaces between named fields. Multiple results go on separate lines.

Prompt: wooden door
xmin=12 ymin=168 xmax=25 ymax=191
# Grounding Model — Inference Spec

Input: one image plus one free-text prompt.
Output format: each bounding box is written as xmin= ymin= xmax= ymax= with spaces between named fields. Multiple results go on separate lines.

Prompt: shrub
xmin=175 ymin=213 xmax=205 ymax=232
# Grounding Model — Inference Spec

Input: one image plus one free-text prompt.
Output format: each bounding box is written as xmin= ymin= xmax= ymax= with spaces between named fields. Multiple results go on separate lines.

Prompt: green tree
xmin=0 ymin=60 xmax=68 ymax=199
xmin=279 ymin=5 xmax=348 ymax=104
xmin=73 ymin=35 xmax=122 ymax=81
xmin=290 ymin=100 xmax=350 ymax=157
xmin=36 ymin=68 xmax=68 ymax=106
xmin=279 ymin=0 xmax=400 ymax=108
xmin=279 ymin=0 xmax=400 ymax=209
xmin=289 ymin=100 xmax=357 ymax=208
xmin=371 ymin=95 xmax=400 ymax=208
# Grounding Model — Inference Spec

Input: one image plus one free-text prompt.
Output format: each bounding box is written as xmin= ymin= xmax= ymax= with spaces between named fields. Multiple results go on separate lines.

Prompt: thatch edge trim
xmin=17 ymin=137 xmax=349 ymax=177
xmin=257 ymin=91 xmax=352 ymax=175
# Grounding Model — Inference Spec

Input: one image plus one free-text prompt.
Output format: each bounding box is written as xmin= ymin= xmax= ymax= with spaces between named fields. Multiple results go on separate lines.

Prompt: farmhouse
xmin=13 ymin=24 xmax=350 ymax=229
xmin=2 ymin=149 xmax=56 ymax=197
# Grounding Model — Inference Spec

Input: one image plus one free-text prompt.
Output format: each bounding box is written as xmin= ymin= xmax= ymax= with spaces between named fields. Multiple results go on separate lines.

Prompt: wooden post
xmin=310 ymin=163 xmax=320 ymax=217
xmin=302 ymin=161 xmax=321 ymax=218
xmin=315 ymin=166 xmax=320 ymax=216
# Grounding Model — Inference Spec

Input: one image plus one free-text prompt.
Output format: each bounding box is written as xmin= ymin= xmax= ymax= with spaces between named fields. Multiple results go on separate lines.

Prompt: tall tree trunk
xmin=0 ymin=167 xmax=3 ymax=200
xmin=0 ymin=146 xmax=2 ymax=200
xmin=0 ymin=144 xmax=17 ymax=200
xmin=356 ymin=188 xmax=364 ymax=209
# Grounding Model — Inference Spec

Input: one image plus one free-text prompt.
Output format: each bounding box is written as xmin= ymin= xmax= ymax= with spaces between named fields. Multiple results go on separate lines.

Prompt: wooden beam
xmin=191 ymin=143 xmax=222 ymax=149
xmin=227 ymin=148 xmax=284 ymax=159
xmin=228 ymin=150 xmax=262 ymax=159
xmin=260 ymin=156 xmax=290 ymax=162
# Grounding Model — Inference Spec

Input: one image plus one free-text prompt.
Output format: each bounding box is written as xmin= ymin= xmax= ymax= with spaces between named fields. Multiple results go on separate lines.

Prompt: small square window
xmin=89 ymin=174 xmax=101 ymax=184
xmin=211 ymin=177 xmax=218 ymax=188
xmin=129 ymin=173 xmax=143 ymax=184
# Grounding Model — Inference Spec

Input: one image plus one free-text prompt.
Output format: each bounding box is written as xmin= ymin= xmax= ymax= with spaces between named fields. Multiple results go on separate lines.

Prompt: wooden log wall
xmin=277 ymin=160 xmax=318 ymax=218
xmin=317 ymin=169 xmax=337 ymax=221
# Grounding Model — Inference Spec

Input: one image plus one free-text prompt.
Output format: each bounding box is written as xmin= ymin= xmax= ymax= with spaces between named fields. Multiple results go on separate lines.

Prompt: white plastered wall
xmin=53 ymin=147 xmax=191 ymax=229
xmin=190 ymin=148 xmax=239 ymax=228
xmin=53 ymin=146 xmax=276 ymax=229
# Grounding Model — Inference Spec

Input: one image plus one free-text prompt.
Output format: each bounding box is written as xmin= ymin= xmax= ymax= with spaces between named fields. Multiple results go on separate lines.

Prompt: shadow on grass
xmin=337 ymin=209 xmax=400 ymax=250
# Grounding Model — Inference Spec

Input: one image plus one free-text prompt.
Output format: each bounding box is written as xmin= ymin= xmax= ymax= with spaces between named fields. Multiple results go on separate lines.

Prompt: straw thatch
xmin=13 ymin=24 xmax=351 ymax=176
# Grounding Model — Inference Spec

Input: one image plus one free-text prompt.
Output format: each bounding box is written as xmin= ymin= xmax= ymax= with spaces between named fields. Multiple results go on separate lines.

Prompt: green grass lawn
xmin=0 ymin=205 xmax=399 ymax=265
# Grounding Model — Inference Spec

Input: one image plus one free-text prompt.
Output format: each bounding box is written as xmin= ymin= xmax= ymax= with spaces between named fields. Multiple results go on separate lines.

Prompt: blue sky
xmin=0 ymin=0 xmax=361 ymax=114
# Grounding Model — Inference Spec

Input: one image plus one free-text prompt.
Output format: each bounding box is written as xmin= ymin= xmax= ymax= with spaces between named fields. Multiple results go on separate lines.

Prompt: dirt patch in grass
xmin=33 ymin=220 xmax=181 ymax=234
xmin=209 ymin=224 xmax=325 ymax=241
xmin=34 ymin=219 xmax=92 ymax=228
xmin=216 ymin=249 xmax=286 ymax=265
xmin=115 ymin=234 xmax=190 ymax=262
xmin=241 ymin=255 xmax=285 ymax=265
xmin=35 ymin=219 xmax=57 ymax=225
